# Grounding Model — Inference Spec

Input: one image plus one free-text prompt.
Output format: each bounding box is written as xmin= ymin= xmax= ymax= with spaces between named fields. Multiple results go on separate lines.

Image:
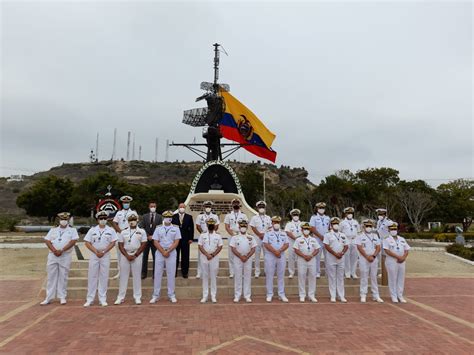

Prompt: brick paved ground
xmin=0 ymin=277 xmax=472 ymax=354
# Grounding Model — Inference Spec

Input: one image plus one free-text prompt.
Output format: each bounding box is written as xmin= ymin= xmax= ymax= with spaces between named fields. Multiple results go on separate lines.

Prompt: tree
xmin=17 ymin=176 xmax=74 ymax=222
xmin=436 ymin=179 xmax=474 ymax=231
xmin=239 ymin=166 xmax=264 ymax=208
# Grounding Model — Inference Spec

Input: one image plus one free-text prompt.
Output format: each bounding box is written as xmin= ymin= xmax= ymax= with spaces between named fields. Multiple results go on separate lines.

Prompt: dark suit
xmin=172 ymin=212 xmax=194 ymax=277
xmin=139 ymin=212 xmax=162 ymax=278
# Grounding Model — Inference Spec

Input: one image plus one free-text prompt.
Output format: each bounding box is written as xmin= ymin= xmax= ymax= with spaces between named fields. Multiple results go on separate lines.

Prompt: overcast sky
xmin=1 ymin=1 xmax=472 ymax=185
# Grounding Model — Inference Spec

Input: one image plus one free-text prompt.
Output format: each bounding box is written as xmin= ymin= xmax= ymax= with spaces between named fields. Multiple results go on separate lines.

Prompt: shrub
xmin=446 ymin=244 xmax=474 ymax=261
xmin=0 ymin=216 xmax=20 ymax=232
xmin=434 ymin=233 xmax=474 ymax=242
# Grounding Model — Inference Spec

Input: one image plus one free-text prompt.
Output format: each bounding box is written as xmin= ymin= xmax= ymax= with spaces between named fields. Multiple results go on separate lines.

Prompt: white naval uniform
xmin=383 ymin=235 xmax=411 ymax=301
xmin=340 ymin=218 xmax=361 ymax=278
xmin=152 ymin=224 xmax=182 ymax=299
xmin=263 ymin=230 xmax=289 ymax=298
xmin=293 ymin=236 xmax=320 ymax=298
xmin=195 ymin=212 xmax=220 ymax=277
xmin=323 ymin=231 xmax=349 ymax=300
xmin=117 ymin=227 xmax=147 ymax=301
xmin=249 ymin=214 xmax=272 ymax=277
xmin=113 ymin=208 xmax=137 ymax=273
xmin=44 ymin=226 xmax=79 ymax=301
xmin=355 ymin=233 xmax=381 ymax=298
xmin=198 ymin=232 xmax=223 ymax=300
xmin=224 ymin=211 xmax=248 ymax=277
xmin=230 ymin=234 xmax=257 ymax=300
xmin=309 ymin=214 xmax=330 ymax=276
xmin=285 ymin=220 xmax=302 ymax=277
xmin=84 ymin=226 xmax=117 ymax=303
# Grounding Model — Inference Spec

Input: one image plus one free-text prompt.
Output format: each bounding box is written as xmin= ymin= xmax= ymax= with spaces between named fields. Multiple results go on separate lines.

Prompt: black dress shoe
xmin=183 ymin=275 xmax=188 ymax=279
xmin=141 ymin=274 xmax=147 ymax=280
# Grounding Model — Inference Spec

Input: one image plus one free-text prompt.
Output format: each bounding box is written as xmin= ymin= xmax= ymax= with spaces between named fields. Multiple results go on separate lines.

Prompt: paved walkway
xmin=0 ymin=277 xmax=472 ymax=354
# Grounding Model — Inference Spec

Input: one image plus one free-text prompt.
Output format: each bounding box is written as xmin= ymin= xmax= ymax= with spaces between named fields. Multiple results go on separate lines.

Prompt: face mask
xmin=99 ymin=219 xmax=107 ymax=226
xmin=179 ymin=207 xmax=185 ymax=214
xmin=233 ymin=205 xmax=240 ymax=210
xmin=303 ymin=229 xmax=311 ymax=236
xmin=150 ymin=207 xmax=156 ymax=213
xmin=378 ymin=215 xmax=384 ymax=221
xmin=123 ymin=203 xmax=130 ymax=210
xmin=346 ymin=214 xmax=353 ymax=219
xmin=164 ymin=218 xmax=172 ymax=225
xmin=273 ymin=223 xmax=280 ymax=231
xmin=239 ymin=227 xmax=247 ymax=234
xmin=317 ymin=209 xmax=325 ymax=214
xmin=332 ymin=224 xmax=339 ymax=231
xmin=205 ymin=207 xmax=212 ymax=213
xmin=208 ymin=224 xmax=215 ymax=231
xmin=258 ymin=208 xmax=265 ymax=214
xmin=129 ymin=221 xmax=138 ymax=227
xmin=365 ymin=227 xmax=373 ymax=233
xmin=292 ymin=215 xmax=300 ymax=222
xmin=59 ymin=220 xmax=68 ymax=227
xmin=390 ymin=230 xmax=397 ymax=236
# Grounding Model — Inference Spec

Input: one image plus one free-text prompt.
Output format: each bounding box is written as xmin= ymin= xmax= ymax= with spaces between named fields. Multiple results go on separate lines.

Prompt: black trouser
xmin=176 ymin=239 xmax=190 ymax=277
xmin=142 ymin=240 xmax=156 ymax=278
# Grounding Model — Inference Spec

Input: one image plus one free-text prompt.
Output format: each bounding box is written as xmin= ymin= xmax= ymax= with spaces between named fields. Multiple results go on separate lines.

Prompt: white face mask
xmin=99 ymin=219 xmax=107 ymax=226
xmin=273 ymin=223 xmax=280 ymax=231
xmin=205 ymin=207 xmax=212 ymax=213
xmin=317 ymin=209 xmax=325 ymax=215
xmin=303 ymin=229 xmax=311 ymax=236
xmin=365 ymin=227 xmax=373 ymax=233
xmin=164 ymin=218 xmax=172 ymax=225
xmin=378 ymin=215 xmax=384 ymax=221
xmin=179 ymin=207 xmax=185 ymax=214
xmin=332 ymin=224 xmax=339 ymax=231
xmin=59 ymin=220 xmax=68 ymax=227
xmin=123 ymin=203 xmax=130 ymax=210
xmin=149 ymin=207 xmax=156 ymax=213
xmin=258 ymin=208 xmax=266 ymax=214
xmin=346 ymin=214 xmax=353 ymax=219
xmin=129 ymin=220 xmax=138 ymax=228
xmin=292 ymin=215 xmax=300 ymax=222
xmin=239 ymin=227 xmax=247 ymax=234
xmin=390 ymin=230 xmax=398 ymax=236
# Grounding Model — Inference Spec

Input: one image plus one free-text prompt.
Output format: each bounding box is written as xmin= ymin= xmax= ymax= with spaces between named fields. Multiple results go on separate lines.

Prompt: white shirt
xmin=230 ymin=234 xmax=257 ymax=255
xmin=198 ymin=232 xmax=223 ymax=254
xmin=263 ymin=229 xmax=289 ymax=250
xmin=196 ymin=212 xmax=220 ymax=233
xmin=323 ymin=231 xmax=349 ymax=254
xmin=354 ymin=233 xmax=380 ymax=256
xmin=285 ymin=220 xmax=302 ymax=241
xmin=377 ymin=217 xmax=393 ymax=239
xmin=293 ymin=236 xmax=320 ymax=256
xmin=118 ymin=227 xmax=147 ymax=254
xmin=249 ymin=214 xmax=272 ymax=234
xmin=309 ymin=214 xmax=330 ymax=237
xmin=383 ymin=235 xmax=411 ymax=258
xmin=224 ymin=210 xmax=248 ymax=234
xmin=84 ymin=225 xmax=117 ymax=252
xmin=44 ymin=226 xmax=79 ymax=253
xmin=152 ymin=224 xmax=182 ymax=249
xmin=113 ymin=209 xmax=137 ymax=231
xmin=340 ymin=218 xmax=360 ymax=240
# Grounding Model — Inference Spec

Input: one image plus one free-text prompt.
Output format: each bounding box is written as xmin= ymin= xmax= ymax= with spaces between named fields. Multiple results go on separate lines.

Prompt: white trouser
xmin=233 ymin=257 xmax=253 ymax=299
xmin=344 ymin=243 xmax=359 ymax=277
xmin=227 ymin=238 xmax=235 ymax=276
xmin=359 ymin=257 xmax=379 ymax=298
xmin=118 ymin=253 xmax=143 ymax=300
xmin=385 ymin=258 xmax=406 ymax=300
xmin=45 ymin=252 xmax=72 ymax=301
xmin=87 ymin=253 xmax=111 ymax=303
xmin=116 ymin=245 xmax=121 ymax=274
xmin=197 ymin=249 xmax=202 ymax=276
xmin=264 ymin=253 xmax=286 ymax=298
xmin=325 ymin=253 xmax=345 ymax=299
xmin=297 ymin=257 xmax=316 ymax=298
xmin=315 ymin=238 xmax=325 ymax=275
xmin=254 ymin=237 xmax=263 ymax=276
xmin=201 ymin=254 xmax=219 ymax=299
xmin=153 ymin=249 xmax=177 ymax=299
xmin=287 ymin=241 xmax=297 ymax=276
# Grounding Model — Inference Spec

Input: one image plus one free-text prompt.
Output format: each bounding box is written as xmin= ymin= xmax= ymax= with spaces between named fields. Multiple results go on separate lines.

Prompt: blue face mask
xmin=123 ymin=203 xmax=130 ymax=210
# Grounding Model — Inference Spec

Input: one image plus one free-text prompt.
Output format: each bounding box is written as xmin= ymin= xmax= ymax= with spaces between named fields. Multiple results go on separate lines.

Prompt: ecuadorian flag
xmin=219 ymin=91 xmax=277 ymax=163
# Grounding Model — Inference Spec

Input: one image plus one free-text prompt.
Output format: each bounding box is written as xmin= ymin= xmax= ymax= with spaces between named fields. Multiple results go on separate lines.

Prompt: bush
xmin=0 ymin=216 xmax=20 ymax=232
xmin=403 ymin=232 xmax=436 ymax=239
xmin=446 ymin=244 xmax=474 ymax=261
xmin=434 ymin=233 xmax=474 ymax=242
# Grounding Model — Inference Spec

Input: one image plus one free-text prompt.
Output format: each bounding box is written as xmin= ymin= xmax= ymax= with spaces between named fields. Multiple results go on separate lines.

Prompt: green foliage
xmin=434 ymin=233 xmax=474 ymax=242
xmin=239 ymin=165 xmax=264 ymax=208
xmin=435 ymin=179 xmax=474 ymax=231
xmin=446 ymin=244 xmax=474 ymax=261
xmin=0 ymin=216 xmax=20 ymax=232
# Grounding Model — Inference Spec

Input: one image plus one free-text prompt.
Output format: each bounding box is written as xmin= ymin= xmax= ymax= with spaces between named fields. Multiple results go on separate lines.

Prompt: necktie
xmin=179 ymin=213 xmax=184 ymax=225
xmin=150 ymin=213 xmax=155 ymax=227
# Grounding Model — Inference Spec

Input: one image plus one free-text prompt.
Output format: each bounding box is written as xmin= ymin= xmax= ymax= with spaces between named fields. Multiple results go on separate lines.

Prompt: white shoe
xmin=309 ymin=297 xmax=318 ymax=303
xmin=245 ymin=297 xmax=252 ymax=303
xmin=83 ymin=301 xmax=92 ymax=307
xmin=233 ymin=298 xmax=239 ymax=303
xmin=266 ymin=296 xmax=272 ymax=303
xmin=112 ymin=272 xmax=120 ymax=280
xmin=135 ymin=299 xmax=142 ymax=305
xmin=330 ymin=298 xmax=336 ymax=303
xmin=299 ymin=297 xmax=305 ymax=303
xmin=361 ymin=295 xmax=367 ymax=303
xmin=60 ymin=298 xmax=67 ymax=305
xmin=200 ymin=297 xmax=207 ymax=304
xmin=375 ymin=297 xmax=384 ymax=303
xmin=316 ymin=273 xmax=321 ymax=279
xmin=114 ymin=298 xmax=123 ymax=305
xmin=391 ymin=298 xmax=399 ymax=303
xmin=352 ymin=274 xmax=359 ymax=279
xmin=255 ymin=274 xmax=259 ymax=279
xmin=100 ymin=302 xmax=108 ymax=307
xmin=289 ymin=274 xmax=294 ymax=279
xmin=170 ymin=297 xmax=177 ymax=303
xmin=211 ymin=297 xmax=217 ymax=303
xmin=340 ymin=297 xmax=348 ymax=303
xmin=345 ymin=274 xmax=351 ymax=279
xmin=40 ymin=299 xmax=50 ymax=306
xmin=399 ymin=297 xmax=407 ymax=303
xmin=279 ymin=296 xmax=289 ymax=303
xmin=149 ymin=297 xmax=158 ymax=304
xmin=229 ymin=274 xmax=234 ymax=279
xmin=196 ymin=274 xmax=201 ymax=279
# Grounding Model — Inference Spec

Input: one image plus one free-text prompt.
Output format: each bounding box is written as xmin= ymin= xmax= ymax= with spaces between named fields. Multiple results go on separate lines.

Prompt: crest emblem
xmin=237 ymin=115 xmax=254 ymax=141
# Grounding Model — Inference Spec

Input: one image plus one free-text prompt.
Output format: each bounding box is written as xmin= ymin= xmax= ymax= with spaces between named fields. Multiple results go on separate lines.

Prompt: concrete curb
xmin=444 ymin=252 xmax=474 ymax=266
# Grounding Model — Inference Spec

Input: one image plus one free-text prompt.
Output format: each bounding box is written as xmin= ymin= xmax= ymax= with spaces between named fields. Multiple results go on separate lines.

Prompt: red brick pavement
xmin=0 ymin=278 xmax=472 ymax=354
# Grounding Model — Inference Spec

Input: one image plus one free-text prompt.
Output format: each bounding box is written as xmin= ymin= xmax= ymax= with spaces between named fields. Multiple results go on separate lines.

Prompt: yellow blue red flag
xmin=219 ymin=91 xmax=277 ymax=163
